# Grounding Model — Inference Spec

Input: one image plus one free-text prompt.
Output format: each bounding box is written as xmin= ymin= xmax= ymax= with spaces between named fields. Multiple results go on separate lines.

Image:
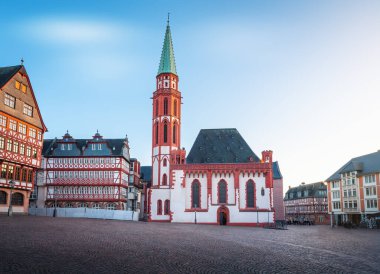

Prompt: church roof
xmin=326 ymin=150 xmax=380 ymax=181
xmin=141 ymin=166 xmax=152 ymax=182
xmin=186 ymin=128 xmax=260 ymax=164
xmin=157 ymin=20 xmax=177 ymax=76
xmin=0 ymin=65 xmax=22 ymax=88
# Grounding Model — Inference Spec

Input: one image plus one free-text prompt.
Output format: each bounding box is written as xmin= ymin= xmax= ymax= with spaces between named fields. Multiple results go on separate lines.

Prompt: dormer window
xmin=61 ymin=144 xmax=65 ymax=150
xmin=92 ymin=144 xmax=96 ymax=150
xmin=98 ymin=144 xmax=102 ymax=150
xmin=67 ymin=144 xmax=72 ymax=150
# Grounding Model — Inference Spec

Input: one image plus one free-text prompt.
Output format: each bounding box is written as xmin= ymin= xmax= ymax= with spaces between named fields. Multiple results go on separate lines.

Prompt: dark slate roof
xmin=186 ymin=128 xmax=260 ymax=164
xmin=273 ymin=161 xmax=283 ymax=180
xmin=140 ymin=166 xmax=152 ymax=182
xmin=42 ymin=138 xmax=128 ymax=158
xmin=284 ymin=182 xmax=327 ymax=201
xmin=326 ymin=151 xmax=380 ymax=181
xmin=0 ymin=65 xmax=22 ymax=88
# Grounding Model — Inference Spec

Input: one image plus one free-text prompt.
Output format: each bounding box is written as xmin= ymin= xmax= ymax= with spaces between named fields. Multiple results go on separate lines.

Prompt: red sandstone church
xmin=147 ymin=20 xmax=284 ymax=225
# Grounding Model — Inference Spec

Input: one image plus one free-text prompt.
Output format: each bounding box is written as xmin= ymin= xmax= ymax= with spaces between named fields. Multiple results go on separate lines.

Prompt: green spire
xmin=157 ymin=16 xmax=177 ymax=76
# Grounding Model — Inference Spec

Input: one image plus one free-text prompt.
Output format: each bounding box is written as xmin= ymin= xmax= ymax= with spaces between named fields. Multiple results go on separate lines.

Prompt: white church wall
xmin=152 ymin=158 xmax=158 ymax=186
xmin=150 ymin=188 xmax=171 ymax=221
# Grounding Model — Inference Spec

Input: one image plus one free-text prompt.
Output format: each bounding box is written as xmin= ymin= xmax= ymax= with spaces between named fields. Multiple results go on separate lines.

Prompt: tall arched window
xmin=164 ymin=98 xmax=168 ymax=115
xmin=162 ymin=174 xmax=167 ymax=185
xmin=0 ymin=191 xmax=6 ymax=204
xmin=246 ymin=180 xmax=255 ymax=208
xmin=163 ymin=158 xmax=167 ymax=167
xmin=155 ymin=123 xmax=158 ymax=144
xmin=192 ymin=180 xmax=200 ymax=208
xmin=173 ymin=124 xmax=176 ymax=144
xmin=164 ymin=199 xmax=170 ymax=215
xmin=218 ymin=180 xmax=227 ymax=204
xmin=163 ymin=123 xmax=168 ymax=143
xmin=174 ymin=100 xmax=177 ymax=116
xmin=11 ymin=192 xmax=24 ymax=205
xmin=155 ymin=100 xmax=158 ymax=116
xmin=157 ymin=200 xmax=162 ymax=215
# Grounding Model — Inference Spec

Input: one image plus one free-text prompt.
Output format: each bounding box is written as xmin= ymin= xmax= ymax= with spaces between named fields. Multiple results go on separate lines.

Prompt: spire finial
xmin=66 ymin=130 xmax=69 ymax=134
xmin=97 ymin=129 xmax=99 ymax=134
xmin=21 ymin=58 xmax=24 ymax=65
xmin=167 ymin=12 xmax=170 ymax=26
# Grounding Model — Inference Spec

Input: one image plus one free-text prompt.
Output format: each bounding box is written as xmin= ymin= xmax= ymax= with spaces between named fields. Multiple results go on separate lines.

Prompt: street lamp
xmin=8 ymin=180 xmax=15 ymax=217
xmin=194 ymin=203 xmax=197 ymax=224
xmin=53 ymin=187 xmax=57 ymax=217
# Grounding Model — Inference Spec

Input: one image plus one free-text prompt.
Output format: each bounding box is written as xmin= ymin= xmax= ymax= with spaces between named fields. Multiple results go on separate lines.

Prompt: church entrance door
xmin=217 ymin=206 xmax=229 ymax=226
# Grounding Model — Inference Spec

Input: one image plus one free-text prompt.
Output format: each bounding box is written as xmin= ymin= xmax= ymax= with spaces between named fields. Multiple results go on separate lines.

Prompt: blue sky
xmin=1 ymin=0 xmax=380 ymax=190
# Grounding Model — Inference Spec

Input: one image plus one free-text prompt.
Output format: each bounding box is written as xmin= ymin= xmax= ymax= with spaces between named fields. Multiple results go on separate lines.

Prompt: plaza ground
xmin=1 ymin=216 xmax=379 ymax=273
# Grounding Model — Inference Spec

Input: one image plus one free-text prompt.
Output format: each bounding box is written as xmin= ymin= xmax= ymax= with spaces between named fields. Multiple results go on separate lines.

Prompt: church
xmin=147 ymin=20 xmax=283 ymax=226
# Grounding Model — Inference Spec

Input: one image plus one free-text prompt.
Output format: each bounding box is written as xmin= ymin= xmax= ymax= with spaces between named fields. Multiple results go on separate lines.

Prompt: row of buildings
xmin=284 ymin=151 xmax=380 ymax=226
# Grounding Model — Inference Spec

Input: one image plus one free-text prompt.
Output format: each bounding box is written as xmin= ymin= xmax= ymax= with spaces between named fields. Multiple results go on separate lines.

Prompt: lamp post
xmin=8 ymin=180 xmax=15 ymax=217
xmin=194 ymin=203 xmax=197 ymax=224
xmin=53 ymin=187 xmax=57 ymax=217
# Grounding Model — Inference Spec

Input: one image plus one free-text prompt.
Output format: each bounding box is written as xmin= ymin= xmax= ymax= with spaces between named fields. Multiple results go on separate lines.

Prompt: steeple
xmin=157 ymin=15 xmax=177 ymax=76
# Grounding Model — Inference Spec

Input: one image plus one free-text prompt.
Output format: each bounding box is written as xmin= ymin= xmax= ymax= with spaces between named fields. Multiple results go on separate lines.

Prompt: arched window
xmin=155 ymin=123 xmax=158 ymax=144
xmin=0 ymin=191 xmax=6 ymax=204
xmin=218 ymin=181 xmax=227 ymax=204
xmin=164 ymin=98 xmax=168 ymax=115
xmin=164 ymin=199 xmax=170 ymax=215
xmin=174 ymin=100 xmax=177 ymax=116
xmin=261 ymin=187 xmax=265 ymax=196
xmin=192 ymin=180 xmax=200 ymax=208
xmin=155 ymin=100 xmax=158 ymax=116
xmin=163 ymin=158 xmax=167 ymax=167
xmin=162 ymin=174 xmax=167 ymax=185
xmin=11 ymin=192 xmax=23 ymax=205
xmin=107 ymin=203 xmax=116 ymax=210
xmin=163 ymin=123 xmax=168 ymax=143
xmin=173 ymin=124 xmax=176 ymax=144
xmin=246 ymin=180 xmax=255 ymax=208
xmin=157 ymin=200 xmax=162 ymax=215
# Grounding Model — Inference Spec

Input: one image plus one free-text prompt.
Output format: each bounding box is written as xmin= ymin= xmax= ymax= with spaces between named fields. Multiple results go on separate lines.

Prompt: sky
xmin=1 ymin=0 xmax=380 ymax=191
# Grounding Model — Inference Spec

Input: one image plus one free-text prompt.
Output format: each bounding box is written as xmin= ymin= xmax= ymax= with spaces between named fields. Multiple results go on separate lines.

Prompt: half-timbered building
xmin=37 ymin=131 xmax=131 ymax=210
xmin=147 ymin=20 xmax=283 ymax=226
xmin=0 ymin=65 xmax=46 ymax=214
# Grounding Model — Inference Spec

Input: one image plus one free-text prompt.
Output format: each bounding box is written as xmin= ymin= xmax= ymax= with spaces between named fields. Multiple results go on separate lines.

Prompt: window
xmin=261 ymin=187 xmax=265 ymax=196
xmin=19 ymin=144 xmax=25 ymax=155
xmin=174 ymin=100 xmax=177 ymax=116
xmin=32 ymin=148 xmax=37 ymax=158
xmin=164 ymin=200 xmax=170 ymax=215
xmin=27 ymin=170 xmax=33 ymax=182
xmin=4 ymin=93 xmax=15 ymax=108
xmin=23 ymin=103 xmax=33 ymax=117
xmin=67 ymin=144 xmax=72 ymax=150
xmin=18 ymin=123 xmax=26 ymax=135
xmin=37 ymin=131 xmax=42 ymax=140
xmin=15 ymin=80 xmax=21 ymax=90
xmin=155 ymin=123 xmax=158 ymax=144
xmin=332 ymin=181 xmax=340 ymax=188
xmin=29 ymin=128 xmax=36 ymax=138
xmin=13 ymin=141 xmax=18 ymax=153
xmin=0 ymin=191 xmax=6 ymax=204
xmin=366 ymin=199 xmax=378 ymax=209
xmin=163 ymin=158 xmax=167 ymax=167
xmin=92 ymin=203 xmax=101 ymax=209
xmin=92 ymin=144 xmax=96 ymax=150
xmin=332 ymin=191 xmax=340 ymax=199
xmin=7 ymin=139 xmax=12 ymax=151
xmin=218 ymin=180 xmax=227 ymax=204
xmin=21 ymin=169 xmax=27 ymax=181
xmin=364 ymin=174 xmax=376 ymax=184
xmin=15 ymin=166 xmax=21 ymax=180
xmin=173 ymin=124 xmax=176 ymax=144
xmin=26 ymin=146 xmax=31 ymax=157
xmin=365 ymin=187 xmax=377 ymax=196
xmin=7 ymin=165 xmax=14 ymax=180
xmin=0 ymin=137 xmax=4 ymax=149
xmin=164 ymin=98 xmax=168 ymax=115
xmin=1 ymin=164 xmax=6 ymax=178
xmin=21 ymin=84 xmax=27 ymax=93
xmin=333 ymin=201 xmax=341 ymax=209
xmin=11 ymin=193 xmax=24 ymax=205
xmin=9 ymin=120 xmax=16 ymax=131
xmin=0 ymin=115 xmax=7 ymax=127
xmin=246 ymin=180 xmax=255 ymax=208
xmin=162 ymin=174 xmax=167 ymax=186
xmin=192 ymin=180 xmax=200 ymax=208
xmin=163 ymin=123 xmax=168 ymax=143
xmin=157 ymin=200 xmax=162 ymax=215
xmin=107 ymin=203 xmax=116 ymax=210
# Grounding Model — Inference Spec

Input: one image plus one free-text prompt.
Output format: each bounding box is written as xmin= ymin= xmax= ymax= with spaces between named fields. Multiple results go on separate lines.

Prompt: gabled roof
xmin=326 ymin=150 xmax=380 ymax=181
xmin=273 ymin=161 xmax=283 ymax=180
xmin=186 ymin=128 xmax=260 ymax=164
xmin=0 ymin=65 xmax=21 ymax=88
xmin=42 ymin=138 xmax=129 ymax=159
xmin=141 ymin=166 xmax=152 ymax=182
xmin=284 ymin=182 xmax=326 ymax=201
xmin=157 ymin=21 xmax=177 ymax=76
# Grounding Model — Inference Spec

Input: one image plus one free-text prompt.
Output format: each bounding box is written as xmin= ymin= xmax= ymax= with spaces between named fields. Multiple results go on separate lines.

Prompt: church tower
xmin=149 ymin=18 xmax=184 ymax=221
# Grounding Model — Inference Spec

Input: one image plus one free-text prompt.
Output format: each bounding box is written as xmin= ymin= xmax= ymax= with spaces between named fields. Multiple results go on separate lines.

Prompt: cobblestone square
xmin=1 ymin=216 xmax=380 ymax=273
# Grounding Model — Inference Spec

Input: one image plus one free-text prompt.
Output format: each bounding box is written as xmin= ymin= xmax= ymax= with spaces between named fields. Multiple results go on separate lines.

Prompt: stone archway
xmin=217 ymin=206 xmax=230 ymax=226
